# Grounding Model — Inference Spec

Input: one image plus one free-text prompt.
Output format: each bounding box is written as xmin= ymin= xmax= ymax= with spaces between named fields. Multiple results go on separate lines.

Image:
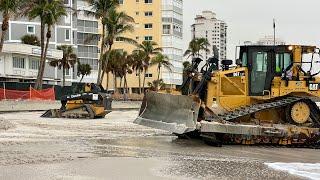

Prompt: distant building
xmin=256 ymin=36 xmax=286 ymax=46
xmin=76 ymin=0 xmax=100 ymax=83
xmin=191 ymin=11 xmax=227 ymax=67
xmin=1 ymin=0 xmax=77 ymax=85
xmin=0 ymin=43 xmax=63 ymax=84
xmin=0 ymin=0 xmax=102 ymax=85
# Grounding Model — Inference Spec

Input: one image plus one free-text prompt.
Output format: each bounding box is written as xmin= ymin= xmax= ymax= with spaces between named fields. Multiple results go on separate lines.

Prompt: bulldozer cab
xmin=239 ymin=45 xmax=296 ymax=96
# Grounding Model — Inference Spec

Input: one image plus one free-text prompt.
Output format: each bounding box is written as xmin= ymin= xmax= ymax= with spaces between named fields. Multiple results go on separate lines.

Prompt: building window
xmin=136 ymin=0 xmax=139 ymax=2
xmin=65 ymin=68 xmax=70 ymax=76
xmin=118 ymin=0 xmax=124 ymax=4
xmin=65 ymin=29 xmax=70 ymax=41
xmin=144 ymin=23 xmax=153 ymax=29
xmin=27 ymin=25 xmax=35 ymax=34
xmin=145 ymin=11 xmax=153 ymax=16
xmin=145 ymin=73 xmax=153 ymax=78
xmin=144 ymin=0 xmax=152 ymax=3
xmin=173 ymin=25 xmax=182 ymax=33
xmin=136 ymin=36 xmax=139 ymax=40
xmin=64 ymin=0 xmax=69 ymax=5
xmin=144 ymin=36 xmax=153 ymax=41
xmin=115 ymin=37 xmax=124 ymax=42
xmin=13 ymin=57 xmax=25 ymax=69
xmin=163 ymin=24 xmax=171 ymax=34
xmin=29 ymin=58 xmax=40 ymax=70
xmin=135 ymin=11 xmax=139 ymax=15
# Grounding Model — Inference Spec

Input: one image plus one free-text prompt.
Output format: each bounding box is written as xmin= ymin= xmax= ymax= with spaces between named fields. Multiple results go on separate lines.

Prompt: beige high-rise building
xmin=103 ymin=0 xmax=184 ymax=94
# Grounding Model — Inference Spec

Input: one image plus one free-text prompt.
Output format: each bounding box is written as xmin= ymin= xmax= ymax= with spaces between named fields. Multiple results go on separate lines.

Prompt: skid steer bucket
xmin=41 ymin=109 xmax=61 ymax=118
xmin=134 ymin=91 xmax=200 ymax=134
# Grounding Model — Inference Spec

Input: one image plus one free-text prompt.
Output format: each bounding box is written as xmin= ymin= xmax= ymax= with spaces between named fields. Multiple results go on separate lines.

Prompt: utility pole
xmin=273 ymin=18 xmax=276 ymax=46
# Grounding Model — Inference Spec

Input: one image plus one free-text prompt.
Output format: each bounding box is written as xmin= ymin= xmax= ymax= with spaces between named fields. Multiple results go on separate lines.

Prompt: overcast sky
xmin=183 ymin=0 xmax=320 ymax=60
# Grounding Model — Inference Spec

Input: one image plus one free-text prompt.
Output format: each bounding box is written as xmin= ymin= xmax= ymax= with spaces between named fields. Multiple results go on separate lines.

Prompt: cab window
xmin=255 ymin=52 xmax=268 ymax=72
xmin=276 ymin=53 xmax=291 ymax=73
xmin=242 ymin=52 xmax=248 ymax=67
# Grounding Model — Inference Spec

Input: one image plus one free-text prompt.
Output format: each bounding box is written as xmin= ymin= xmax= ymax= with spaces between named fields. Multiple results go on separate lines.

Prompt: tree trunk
xmin=123 ymin=74 xmax=128 ymax=101
xmin=106 ymin=72 xmax=109 ymax=90
xmin=62 ymin=67 xmax=65 ymax=87
xmin=157 ymin=64 xmax=161 ymax=82
xmin=100 ymin=45 xmax=113 ymax=85
xmin=35 ymin=21 xmax=46 ymax=90
xmin=138 ymin=70 xmax=141 ymax=94
xmin=156 ymin=64 xmax=161 ymax=90
xmin=97 ymin=24 xmax=105 ymax=85
xmin=124 ymin=74 xmax=128 ymax=92
xmin=101 ymin=69 xmax=105 ymax=84
xmin=39 ymin=26 xmax=51 ymax=89
xmin=80 ymin=75 xmax=84 ymax=83
xmin=142 ymin=68 xmax=147 ymax=93
xmin=113 ymin=71 xmax=117 ymax=93
xmin=119 ymin=77 xmax=123 ymax=93
xmin=0 ymin=13 xmax=9 ymax=52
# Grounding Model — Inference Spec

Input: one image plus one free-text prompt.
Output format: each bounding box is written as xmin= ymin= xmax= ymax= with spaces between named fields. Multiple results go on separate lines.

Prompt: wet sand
xmin=0 ymin=111 xmax=318 ymax=179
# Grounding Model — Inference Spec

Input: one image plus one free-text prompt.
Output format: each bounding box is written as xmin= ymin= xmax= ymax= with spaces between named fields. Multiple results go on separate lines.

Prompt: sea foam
xmin=265 ymin=163 xmax=320 ymax=180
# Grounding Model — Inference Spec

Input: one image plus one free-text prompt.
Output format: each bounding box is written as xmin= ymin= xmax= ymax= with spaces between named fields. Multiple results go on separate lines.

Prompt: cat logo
xmin=309 ymin=83 xmax=319 ymax=91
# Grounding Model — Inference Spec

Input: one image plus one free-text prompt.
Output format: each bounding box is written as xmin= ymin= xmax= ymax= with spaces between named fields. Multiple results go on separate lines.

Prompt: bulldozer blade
xmin=134 ymin=91 xmax=200 ymax=134
xmin=41 ymin=109 xmax=61 ymax=118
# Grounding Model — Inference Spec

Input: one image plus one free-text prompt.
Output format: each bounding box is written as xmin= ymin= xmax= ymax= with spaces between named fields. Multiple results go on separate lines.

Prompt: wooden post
xmin=29 ymin=85 xmax=32 ymax=99
xmin=3 ymin=82 xmax=6 ymax=100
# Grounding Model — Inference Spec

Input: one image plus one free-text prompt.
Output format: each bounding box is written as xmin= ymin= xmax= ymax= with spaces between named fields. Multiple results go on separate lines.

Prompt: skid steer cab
xmin=135 ymin=45 xmax=320 ymax=147
xmin=42 ymin=83 xmax=112 ymax=119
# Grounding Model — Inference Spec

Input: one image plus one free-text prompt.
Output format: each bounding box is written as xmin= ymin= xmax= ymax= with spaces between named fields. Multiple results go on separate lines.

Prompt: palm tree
xmin=181 ymin=61 xmax=192 ymax=95
xmin=117 ymin=51 xmax=132 ymax=96
xmin=21 ymin=34 xmax=40 ymax=46
xmin=107 ymin=49 xmax=122 ymax=92
xmin=85 ymin=0 xmax=118 ymax=85
xmin=50 ymin=45 xmax=77 ymax=87
xmin=148 ymin=79 xmax=165 ymax=91
xmin=130 ymin=51 xmax=145 ymax=94
xmin=183 ymin=61 xmax=191 ymax=70
xmin=100 ymin=7 xmax=136 ymax=85
xmin=22 ymin=0 xmax=48 ymax=89
xmin=0 ymin=0 xmax=22 ymax=52
xmin=151 ymin=53 xmax=172 ymax=83
xmin=77 ymin=63 xmax=92 ymax=83
xmin=102 ymin=52 xmax=112 ymax=90
xmin=134 ymin=41 xmax=162 ymax=91
xmin=23 ymin=0 xmax=67 ymax=89
xmin=42 ymin=0 xmax=66 ymax=88
xmin=184 ymin=38 xmax=210 ymax=59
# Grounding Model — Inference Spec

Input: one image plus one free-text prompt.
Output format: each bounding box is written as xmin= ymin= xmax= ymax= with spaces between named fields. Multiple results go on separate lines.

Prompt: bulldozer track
xmin=215 ymin=96 xmax=320 ymax=127
xmin=216 ymin=96 xmax=302 ymax=121
xmin=205 ymin=96 xmax=320 ymax=147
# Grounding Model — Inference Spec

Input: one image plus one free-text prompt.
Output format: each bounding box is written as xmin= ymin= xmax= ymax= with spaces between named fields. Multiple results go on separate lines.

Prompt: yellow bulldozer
xmin=42 ymin=83 xmax=112 ymax=119
xmin=135 ymin=45 xmax=320 ymax=147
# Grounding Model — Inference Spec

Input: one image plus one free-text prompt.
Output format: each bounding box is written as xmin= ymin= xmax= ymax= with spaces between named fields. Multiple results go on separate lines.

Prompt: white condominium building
xmin=192 ymin=11 xmax=227 ymax=68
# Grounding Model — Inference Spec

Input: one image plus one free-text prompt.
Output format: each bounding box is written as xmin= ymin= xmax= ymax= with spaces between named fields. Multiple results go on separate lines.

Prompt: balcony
xmin=78 ymin=52 xmax=99 ymax=59
xmin=77 ymin=26 xmax=99 ymax=34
